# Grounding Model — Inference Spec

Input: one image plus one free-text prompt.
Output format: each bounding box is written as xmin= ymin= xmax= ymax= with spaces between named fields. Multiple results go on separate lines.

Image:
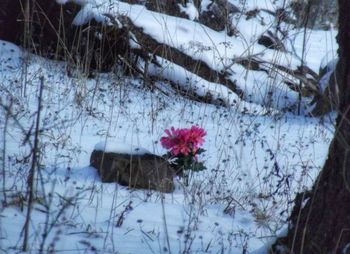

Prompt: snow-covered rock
xmin=90 ymin=148 xmax=175 ymax=192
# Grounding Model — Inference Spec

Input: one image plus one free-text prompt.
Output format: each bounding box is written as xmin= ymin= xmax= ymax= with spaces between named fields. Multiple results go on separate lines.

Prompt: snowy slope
xmin=0 ymin=0 xmax=337 ymax=253
xmin=0 ymin=40 xmax=334 ymax=254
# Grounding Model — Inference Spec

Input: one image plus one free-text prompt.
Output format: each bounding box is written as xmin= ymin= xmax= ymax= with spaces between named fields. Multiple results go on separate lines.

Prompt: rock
xmin=199 ymin=0 xmax=240 ymax=32
xmin=90 ymin=150 xmax=175 ymax=193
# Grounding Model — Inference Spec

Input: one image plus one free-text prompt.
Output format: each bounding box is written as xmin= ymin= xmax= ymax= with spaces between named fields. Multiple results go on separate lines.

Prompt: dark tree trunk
xmin=0 ymin=0 xmax=23 ymax=43
xmin=0 ymin=0 xmax=79 ymax=56
xmin=273 ymin=0 xmax=350 ymax=253
xmin=0 ymin=0 xmax=131 ymax=72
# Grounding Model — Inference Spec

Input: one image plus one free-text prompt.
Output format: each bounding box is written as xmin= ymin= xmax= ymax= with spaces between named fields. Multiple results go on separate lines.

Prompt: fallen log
xmin=115 ymin=15 xmax=244 ymax=98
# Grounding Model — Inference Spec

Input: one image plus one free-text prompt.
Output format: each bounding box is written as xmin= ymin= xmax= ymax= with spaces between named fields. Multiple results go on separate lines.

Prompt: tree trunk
xmin=0 ymin=0 xmax=131 ymax=72
xmin=273 ymin=0 xmax=350 ymax=253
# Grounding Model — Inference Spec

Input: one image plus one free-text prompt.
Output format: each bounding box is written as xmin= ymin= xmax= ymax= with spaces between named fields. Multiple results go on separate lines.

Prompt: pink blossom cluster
xmin=160 ymin=126 xmax=207 ymax=156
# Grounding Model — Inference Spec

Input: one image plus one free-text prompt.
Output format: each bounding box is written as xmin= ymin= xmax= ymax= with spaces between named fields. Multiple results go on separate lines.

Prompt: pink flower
xmin=171 ymin=141 xmax=191 ymax=156
xmin=160 ymin=125 xmax=206 ymax=156
xmin=160 ymin=127 xmax=179 ymax=149
xmin=188 ymin=125 xmax=206 ymax=148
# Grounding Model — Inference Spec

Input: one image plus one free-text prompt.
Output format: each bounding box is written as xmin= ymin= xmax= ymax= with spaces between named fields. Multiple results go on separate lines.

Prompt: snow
xmin=0 ymin=37 xmax=335 ymax=254
xmin=200 ymin=0 xmax=211 ymax=12
xmin=229 ymin=0 xmax=276 ymax=10
xmin=144 ymin=56 xmax=271 ymax=114
xmin=179 ymin=2 xmax=199 ymax=20
xmin=320 ymin=51 xmax=338 ymax=71
xmin=72 ymin=0 xmax=299 ymax=72
xmin=318 ymin=49 xmax=338 ymax=92
xmin=343 ymin=243 xmax=350 ymax=254
xmin=72 ymin=2 xmax=108 ymax=25
xmin=284 ymin=29 xmax=338 ymax=71
xmin=0 ymin=0 xmax=338 ymax=253
xmin=56 ymin=0 xmax=88 ymax=5
xmin=94 ymin=141 xmax=151 ymax=155
xmin=229 ymin=64 xmax=303 ymax=110
xmin=319 ymin=70 xmax=333 ymax=92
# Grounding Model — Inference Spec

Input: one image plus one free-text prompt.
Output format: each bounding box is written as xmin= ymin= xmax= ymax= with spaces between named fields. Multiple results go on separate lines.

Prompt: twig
xmin=1 ymin=99 xmax=12 ymax=206
xmin=22 ymin=76 xmax=44 ymax=251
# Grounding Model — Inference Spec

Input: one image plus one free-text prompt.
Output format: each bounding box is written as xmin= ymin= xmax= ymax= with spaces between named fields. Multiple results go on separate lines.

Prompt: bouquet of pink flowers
xmin=160 ymin=125 xmax=207 ymax=180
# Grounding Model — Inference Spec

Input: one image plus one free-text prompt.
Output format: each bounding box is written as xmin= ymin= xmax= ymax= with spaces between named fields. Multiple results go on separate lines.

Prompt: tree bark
xmin=0 ymin=0 xmax=131 ymax=72
xmin=273 ymin=0 xmax=350 ymax=253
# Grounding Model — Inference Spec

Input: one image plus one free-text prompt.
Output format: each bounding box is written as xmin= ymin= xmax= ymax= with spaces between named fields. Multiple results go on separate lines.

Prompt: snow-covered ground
xmin=0 ymin=0 xmax=337 ymax=253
